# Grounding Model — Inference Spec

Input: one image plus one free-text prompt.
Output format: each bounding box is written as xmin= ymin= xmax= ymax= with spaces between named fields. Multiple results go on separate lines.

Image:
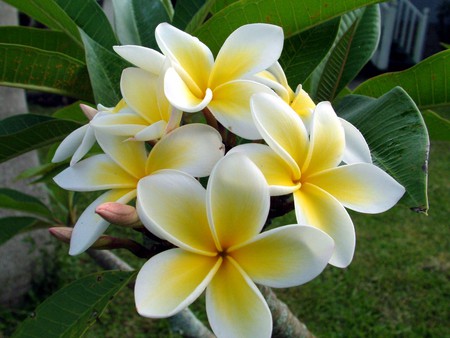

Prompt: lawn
xmin=1 ymin=141 xmax=448 ymax=338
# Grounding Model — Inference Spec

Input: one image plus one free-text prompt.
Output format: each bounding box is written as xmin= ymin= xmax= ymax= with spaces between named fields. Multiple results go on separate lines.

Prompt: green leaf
xmin=211 ymin=0 xmax=239 ymax=13
xmin=52 ymin=101 xmax=90 ymax=123
xmin=0 ymin=27 xmax=85 ymax=61
xmin=336 ymin=87 xmax=429 ymax=213
xmin=0 ymin=114 xmax=82 ymax=163
xmin=0 ymin=188 xmax=53 ymax=220
xmin=80 ymin=31 xmax=130 ymax=106
xmin=2 ymin=0 xmax=83 ymax=47
xmin=112 ymin=0 xmax=171 ymax=48
xmin=0 ymin=217 xmax=39 ymax=245
xmin=0 ymin=43 xmax=94 ymax=101
xmin=422 ymin=110 xmax=450 ymax=141
xmin=194 ymin=0 xmax=383 ymax=55
xmin=280 ymin=18 xmax=340 ymax=87
xmin=12 ymin=270 xmax=136 ymax=338
xmin=173 ymin=0 xmax=208 ymax=30
xmin=353 ymin=50 xmax=450 ymax=112
xmin=305 ymin=5 xmax=380 ymax=101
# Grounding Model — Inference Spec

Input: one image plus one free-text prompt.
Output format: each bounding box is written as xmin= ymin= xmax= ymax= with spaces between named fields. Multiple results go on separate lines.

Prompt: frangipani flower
xmin=135 ymin=153 xmax=334 ymax=338
xmin=156 ymin=22 xmax=283 ymax=139
xmin=230 ymin=93 xmax=405 ymax=267
xmin=254 ymin=63 xmax=372 ymax=163
xmin=53 ymin=124 xmax=224 ymax=255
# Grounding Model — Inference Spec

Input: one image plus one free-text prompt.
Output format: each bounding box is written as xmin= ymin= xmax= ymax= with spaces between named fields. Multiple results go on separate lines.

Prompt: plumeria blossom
xmin=229 ymin=93 xmax=405 ymax=268
xmin=135 ymin=153 xmax=334 ymax=338
xmin=154 ymin=22 xmax=283 ymax=139
xmin=254 ymin=62 xmax=372 ymax=164
xmin=53 ymin=124 xmax=224 ymax=255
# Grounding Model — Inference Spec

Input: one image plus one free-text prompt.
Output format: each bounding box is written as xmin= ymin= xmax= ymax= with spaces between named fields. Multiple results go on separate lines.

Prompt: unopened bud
xmin=95 ymin=202 xmax=141 ymax=227
xmin=49 ymin=227 xmax=73 ymax=244
xmin=80 ymin=104 xmax=98 ymax=120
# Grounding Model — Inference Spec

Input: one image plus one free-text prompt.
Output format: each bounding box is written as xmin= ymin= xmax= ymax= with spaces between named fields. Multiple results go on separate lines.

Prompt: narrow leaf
xmin=0 ymin=114 xmax=82 ymax=163
xmin=112 ymin=0 xmax=171 ymax=48
xmin=194 ymin=0 xmax=383 ymax=55
xmin=280 ymin=18 xmax=340 ymax=87
xmin=12 ymin=271 xmax=136 ymax=338
xmin=173 ymin=0 xmax=208 ymax=30
xmin=0 ymin=217 xmax=39 ymax=245
xmin=0 ymin=43 xmax=93 ymax=101
xmin=0 ymin=188 xmax=53 ymax=220
xmin=336 ymin=87 xmax=429 ymax=213
xmin=306 ymin=5 xmax=380 ymax=102
xmin=353 ymin=50 xmax=450 ymax=111
xmin=0 ymin=27 xmax=85 ymax=61
xmin=80 ymin=31 xmax=130 ymax=106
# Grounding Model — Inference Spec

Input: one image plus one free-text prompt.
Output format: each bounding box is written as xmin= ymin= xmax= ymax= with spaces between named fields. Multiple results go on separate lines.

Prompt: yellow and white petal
xmin=251 ymin=93 xmax=308 ymax=177
xmin=208 ymin=80 xmax=274 ymax=140
xmin=290 ymin=85 xmax=315 ymax=129
xmin=340 ymin=118 xmax=372 ymax=164
xmin=113 ymin=45 xmax=165 ymax=74
xmin=293 ymin=183 xmax=355 ymax=268
xmin=146 ymin=124 xmax=224 ymax=177
xmin=207 ymin=154 xmax=269 ymax=251
xmin=206 ymin=256 xmax=272 ymax=338
xmin=230 ymin=225 xmax=334 ymax=288
xmin=94 ymin=130 xmax=147 ymax=179
xmin=307 ymin=163 xmax=405 ymax=213
xmin=228 ymin=143 xmax=299 ymax=196
xmin=133 ymin=120 xmax=167 ymax=141
xmin=210 ymin=23 xmax=284 ymax=88
xmin=53 ymin=154 xmax=137 ymax=191
xmin=120 ymin=68 xmax=161 ymax=124
xmin=303 ymin=102 xmax=345 ymax=175
xmin=164 ymin=67 xmax=212 ymax=112
xmin=52 ymin=125 xmax=89 ymax=163
xmin=136 ymin=249 xmax=221 ymax=318
xmin=156 ymin=23 xmax=213 ymax=91
xmin=91 ymin=111 xmax=148 ymax=136
xmin=69 ymin=188 xmax=136 ymax=255
xmin=70 ymin=126 xmax=96 ymax=165
xmin=137 ymin=170 xmax=217 ymax=254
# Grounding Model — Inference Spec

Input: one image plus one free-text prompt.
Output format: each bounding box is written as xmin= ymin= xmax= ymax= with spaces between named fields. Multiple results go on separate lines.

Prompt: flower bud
xmin=80 ymin=104 xmax=98 ymax=120
xmin=48 ymin=227 xmax=73 ymax=244
xmin=95 ymin=202 xmax=141 ymax=227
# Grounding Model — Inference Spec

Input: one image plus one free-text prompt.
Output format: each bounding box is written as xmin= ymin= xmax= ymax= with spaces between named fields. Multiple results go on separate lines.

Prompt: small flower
xmin=230 ymin=93 xmax=405 ymax=267
xmin=135 ymin=153 xmax=334 ymax=338
xmin=53 ymin=124 xmax=224 ymax=255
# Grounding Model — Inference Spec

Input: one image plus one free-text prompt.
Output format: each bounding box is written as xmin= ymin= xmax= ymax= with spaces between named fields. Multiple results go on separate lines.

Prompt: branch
xmin=87 ymin=249 xmax=215 ymax=338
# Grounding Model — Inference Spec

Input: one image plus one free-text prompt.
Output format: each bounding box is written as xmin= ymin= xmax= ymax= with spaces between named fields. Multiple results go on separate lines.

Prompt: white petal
xmin=294 ymin=184 xmax=356 ymax=268
xmin=207 ymin=153 xmax=270 ymax=251
xmin=146 ymin=124 xmax=224 ymax=177
xmin=91 ymin=112 xmax=147 ymax=137
xmin=53 ymin=154 xmax=138 ymax=191
xmin=230 ymin=225 xmax=334 ymax=287
xmin=137 ymin=170 xmax=217 ymax=255
xmin=340 ymin=118 xmax=372 ymax=164
xmin=135 ymin=249 xmax=221 ymax=318
xmin=308 ymin=163 xmax=406 ymax=213
xmin=113 ymin=45 xmax=165 ymax=74
xmin=210 ymin=23 xmax=284 ymax=87
xmin=133 ymin=120 xmax=167 ymax=141
xmin=69 ymin=188 xmax=136 ymax=255
xmin=206 ymin=256 xmax=272 ymax=338
xmin=52 ymin=125 xmax=89 ymax=163
xmin=70 ymin=126 xmax=96 ymax=165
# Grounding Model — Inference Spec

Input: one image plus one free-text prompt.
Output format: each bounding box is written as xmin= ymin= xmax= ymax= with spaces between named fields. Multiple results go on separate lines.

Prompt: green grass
xmin=1 ymin=141 xmax=448 ymax=337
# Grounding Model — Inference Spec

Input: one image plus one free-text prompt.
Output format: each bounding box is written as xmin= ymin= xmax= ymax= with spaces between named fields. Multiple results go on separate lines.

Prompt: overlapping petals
xmin=135 ymin=153 xmax=334 ymax=338
xmin=232 ymin=92 xmax=405 ymax=267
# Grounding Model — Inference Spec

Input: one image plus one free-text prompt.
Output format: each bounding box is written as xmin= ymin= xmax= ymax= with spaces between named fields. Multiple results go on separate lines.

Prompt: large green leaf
xmin=12 ymin=270 xmax=136 ymax=338
xmin=0 ymin=188 xmax=53 ymax=220
xmin=0 ymin=43 xmax=93 ymax=101
xmin=194 ymin=0 xmax=383 ymax=54
xmin=0 ymin=217 xmax=39 ymax=245
xmin=422 ymin=110 xmax=450 ymax=141
xmin=305 ymin=5 xmax=380 ymax=102
xmin=173 ymin=0 xmax=208 ymax=30
xmin=52 ymin=101 xmax=89 ymax=123
xmin=112 ymin=0 xmax=171 ymax=49
xmin=280 ymin=18 xmax=340 ymax=87
xmin=353 ymin=50 xmax=450 ymax=111
xmin=80 ymin=31 xmax=130 ymax=106
xmin=0 ymin=114 xmax=82 ymax=163
xmin=2 ymin=0 xmax=83 ymax=47
xmin=0 ymin=27 xmax=85 ymax=61
xmin=336 ymin=87 xmax=429 ymax=213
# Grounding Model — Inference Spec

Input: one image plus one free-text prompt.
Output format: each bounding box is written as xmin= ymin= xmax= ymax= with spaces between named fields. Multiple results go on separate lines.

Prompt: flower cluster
xmin=53 ymin=23 xmax=405 ymax=338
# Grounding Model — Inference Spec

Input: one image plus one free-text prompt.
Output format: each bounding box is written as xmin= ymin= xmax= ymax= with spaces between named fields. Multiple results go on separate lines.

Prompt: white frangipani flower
xmin=135 ymin=153 xmax=334 ymax=338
